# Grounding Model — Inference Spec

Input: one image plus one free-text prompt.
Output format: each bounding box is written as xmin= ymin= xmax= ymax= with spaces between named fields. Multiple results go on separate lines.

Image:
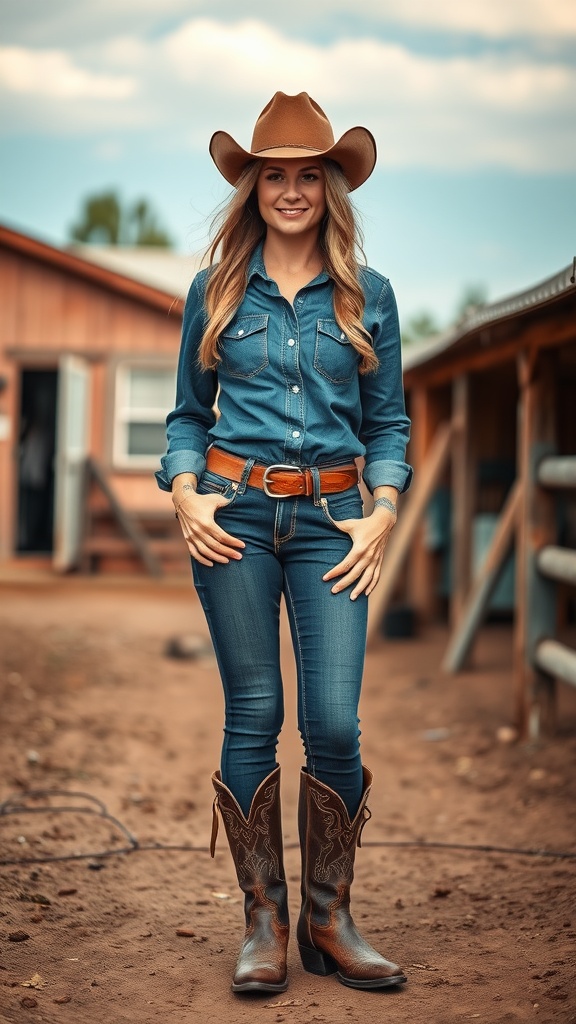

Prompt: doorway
xmin=17 ymin=369 xmax=58 ymax=553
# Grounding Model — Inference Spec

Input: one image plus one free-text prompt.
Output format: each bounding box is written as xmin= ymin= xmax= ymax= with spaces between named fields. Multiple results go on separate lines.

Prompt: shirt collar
xmin=247 ymin=240 xmax=330 ymax=288
xmin=247 ymin=241 xmax=267 ymax=282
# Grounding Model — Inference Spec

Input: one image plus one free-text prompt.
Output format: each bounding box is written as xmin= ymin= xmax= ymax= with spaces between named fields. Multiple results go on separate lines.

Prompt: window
xmin=113 ymin=363 xmax=176 ymax=468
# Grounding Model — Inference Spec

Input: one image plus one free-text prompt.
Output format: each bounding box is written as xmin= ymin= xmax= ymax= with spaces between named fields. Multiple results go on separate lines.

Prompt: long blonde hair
xmin=199 ymin=158 xmax=378 ymax=374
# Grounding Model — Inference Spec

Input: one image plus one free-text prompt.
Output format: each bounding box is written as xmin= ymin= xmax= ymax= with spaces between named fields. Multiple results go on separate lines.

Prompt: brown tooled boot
xmin=210 ymin=766 xmax=289 ymax=993
xmin=297 ymin=767 xmax=407 ymax=990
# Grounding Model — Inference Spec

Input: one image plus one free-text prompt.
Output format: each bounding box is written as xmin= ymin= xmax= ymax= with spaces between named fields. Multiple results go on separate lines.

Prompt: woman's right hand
xmin=172 ymin=477 xmax=245 ymax=566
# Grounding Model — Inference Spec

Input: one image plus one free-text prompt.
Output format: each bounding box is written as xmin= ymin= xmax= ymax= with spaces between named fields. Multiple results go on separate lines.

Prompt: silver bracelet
xmin=373 ymin=496 xmax=397 ymax=517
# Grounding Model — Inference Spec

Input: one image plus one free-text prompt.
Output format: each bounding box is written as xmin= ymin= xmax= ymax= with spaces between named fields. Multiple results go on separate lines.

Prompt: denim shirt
xmin=155 ymin=243 xmax=412 ymax=494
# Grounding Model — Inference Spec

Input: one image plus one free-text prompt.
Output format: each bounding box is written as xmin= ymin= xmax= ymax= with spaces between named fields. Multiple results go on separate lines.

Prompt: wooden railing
xmin=532 ymin=457 xmax=576 ymax=692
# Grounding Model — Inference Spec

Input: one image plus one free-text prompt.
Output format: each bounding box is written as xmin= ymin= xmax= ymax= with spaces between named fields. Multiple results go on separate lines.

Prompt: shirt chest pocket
xmin=314 ymin=319 xmax=360 ymax=384
xmin=220 ymin=314 xmax=269 ymax=378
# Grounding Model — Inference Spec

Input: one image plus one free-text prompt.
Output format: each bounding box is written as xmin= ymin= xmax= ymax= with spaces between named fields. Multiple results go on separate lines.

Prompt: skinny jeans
xmin=192 ymin=460 xmax=367 ymax=819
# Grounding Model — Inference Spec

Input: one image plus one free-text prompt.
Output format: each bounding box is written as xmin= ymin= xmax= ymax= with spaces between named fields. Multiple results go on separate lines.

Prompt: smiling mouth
xmin=276 ymin=208 xmax=308 ymax=216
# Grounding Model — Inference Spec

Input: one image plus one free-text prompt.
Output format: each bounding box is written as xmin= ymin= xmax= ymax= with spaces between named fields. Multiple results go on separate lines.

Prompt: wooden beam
xmin=405 ymin=386 xmax=446 ymax=621
xmin=514 ymin=351 xmax=558 ymax=738
xmin=367 ymin=420 xmax=453 ymax=645
xmin=450 ymin=374 xmax=474 ymax=628
xmin=442 ymin=479 xmax=521 ymax=673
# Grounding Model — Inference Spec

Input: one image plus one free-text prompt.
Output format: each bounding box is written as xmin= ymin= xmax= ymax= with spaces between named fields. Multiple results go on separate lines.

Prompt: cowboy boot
xmin=297 ymin=766 xmax=407 ymax=990
xmin=211 ymin=766 xmax=289 ymax=993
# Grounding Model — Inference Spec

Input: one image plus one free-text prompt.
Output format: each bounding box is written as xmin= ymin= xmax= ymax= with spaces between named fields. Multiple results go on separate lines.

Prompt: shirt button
xmin=291 ymin=385 xmax=300 ymax=394
xmin=292 ymin=430 xmax=300 ymax=439
xmin=287 ymin=338 xmax=295 ymax=347
xmin=238 ymin=329 xmax=244 ymax=336
xmin=340 ymin=332 xmax=345 ymax=340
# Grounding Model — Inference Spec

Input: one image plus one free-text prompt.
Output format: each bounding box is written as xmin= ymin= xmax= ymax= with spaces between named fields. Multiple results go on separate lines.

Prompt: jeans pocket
xmin=320 ymin=486 xmax=363 ymax=529
xmin=197 ymin=470 xmax=239 ymax=506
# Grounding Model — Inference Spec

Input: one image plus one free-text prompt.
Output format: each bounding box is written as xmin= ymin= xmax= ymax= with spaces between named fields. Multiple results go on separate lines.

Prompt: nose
xmin=282 ymin=180 xmax=302 ymax=201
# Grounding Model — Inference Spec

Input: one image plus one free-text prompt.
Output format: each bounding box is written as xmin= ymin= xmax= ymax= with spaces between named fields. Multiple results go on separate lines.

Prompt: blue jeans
xmin=192 ymin=462 xmax=368 ymax=820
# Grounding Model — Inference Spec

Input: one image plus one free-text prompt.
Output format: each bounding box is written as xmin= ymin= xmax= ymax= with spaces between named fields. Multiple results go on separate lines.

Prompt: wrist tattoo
xmin=373 ymin=496 xmax=397 ymax=518
xmin=181 ymin=483 xmax=195 ymax=494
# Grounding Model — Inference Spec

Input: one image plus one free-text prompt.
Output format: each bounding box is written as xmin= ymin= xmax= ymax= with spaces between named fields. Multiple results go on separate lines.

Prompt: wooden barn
xmin=371 ymin=260 xmax=576 ymax=738
xmin=0 ymin=224 xmax=196 ymax=577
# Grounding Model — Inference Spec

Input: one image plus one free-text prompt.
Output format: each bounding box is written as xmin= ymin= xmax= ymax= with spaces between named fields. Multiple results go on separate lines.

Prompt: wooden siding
xmin=0 ymin=229 xmax=186 ymax=564
xmin=0 ymin=247 xmax=183 ymax=357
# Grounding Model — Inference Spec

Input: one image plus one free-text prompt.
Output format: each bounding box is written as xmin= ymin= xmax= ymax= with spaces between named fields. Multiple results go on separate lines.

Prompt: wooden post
xmin=442 ymin=479 xmax=521 ymax=673
xmin=367 ymin=420 xmax=453 ymax=645
xmin=514 ymin=350 xmax=558 ymax=738
xmin=406 ymin=385 xmax=445 ymax=622
xmin=450 ymin=374 xmax=474 ymax=628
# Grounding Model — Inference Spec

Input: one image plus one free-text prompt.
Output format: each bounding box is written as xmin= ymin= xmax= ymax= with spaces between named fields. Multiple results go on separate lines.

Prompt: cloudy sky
xmin=1 ymin=0 xmax=575 ymax=326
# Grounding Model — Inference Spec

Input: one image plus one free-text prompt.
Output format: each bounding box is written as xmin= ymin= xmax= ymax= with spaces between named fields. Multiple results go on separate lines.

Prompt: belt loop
xmin=238 ymin=456 xmax=256 ymax=494
xmin=311 ymin=466 xmax=322 ymax=505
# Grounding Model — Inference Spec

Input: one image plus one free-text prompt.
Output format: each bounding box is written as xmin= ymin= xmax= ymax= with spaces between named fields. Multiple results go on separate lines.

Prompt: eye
xmin=301 ymin=173 xmax=319 ymax=182
xmin=265 ymin=172 xmax=283 ymax=182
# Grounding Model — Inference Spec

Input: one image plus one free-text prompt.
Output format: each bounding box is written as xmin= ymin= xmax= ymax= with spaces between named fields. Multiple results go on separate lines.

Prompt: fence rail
xmin=536 ymin=545 xmax=576 ymax=586
xmin=538 ymin=456 xmax=576 ymax=489
xmin=529 ymin=451 xmax=576 ymax=730
xmin=535 ymin=639 xmax=576 ymax=689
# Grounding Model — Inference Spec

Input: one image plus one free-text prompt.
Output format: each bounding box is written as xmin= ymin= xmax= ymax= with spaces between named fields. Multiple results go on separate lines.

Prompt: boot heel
xmin=298 ymin=943 xmax=338 ymax=976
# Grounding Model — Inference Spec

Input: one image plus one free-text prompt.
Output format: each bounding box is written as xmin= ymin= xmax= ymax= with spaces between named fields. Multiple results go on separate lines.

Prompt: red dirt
xmin=0 ymin=578 xmax=575 ymax=1024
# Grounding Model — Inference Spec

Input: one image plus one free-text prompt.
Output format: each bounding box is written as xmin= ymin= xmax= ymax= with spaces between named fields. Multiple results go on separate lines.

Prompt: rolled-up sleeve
xmin=359 ymin=276 xmax=413 ymax=494
xmin=155 ymin=272 xmax=218 ymax=492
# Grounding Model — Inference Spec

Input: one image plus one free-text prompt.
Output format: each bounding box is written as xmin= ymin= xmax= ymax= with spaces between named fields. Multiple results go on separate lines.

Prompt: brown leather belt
xmin=206 ymin=448 xmax=358 ymax=498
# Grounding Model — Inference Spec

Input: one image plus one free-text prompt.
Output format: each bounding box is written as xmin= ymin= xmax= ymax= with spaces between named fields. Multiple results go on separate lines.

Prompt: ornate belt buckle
xmin=262 ymin=464 xmax=304 ymax=498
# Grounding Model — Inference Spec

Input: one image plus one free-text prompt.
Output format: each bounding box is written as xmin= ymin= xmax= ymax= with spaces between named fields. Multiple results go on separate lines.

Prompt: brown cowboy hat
xmin=209 ymin=91 xmax=376 ymax=192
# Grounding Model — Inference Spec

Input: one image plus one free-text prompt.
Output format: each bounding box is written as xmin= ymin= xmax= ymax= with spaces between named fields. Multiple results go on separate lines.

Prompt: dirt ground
xmin=0 ymin=577 xmax=575 ymax=1024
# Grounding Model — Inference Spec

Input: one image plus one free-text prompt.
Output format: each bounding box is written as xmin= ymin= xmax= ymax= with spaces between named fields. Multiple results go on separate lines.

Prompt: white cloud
xmin=0 ymin=21 xmax=574 ymax=173
xmin=4 ymin=0 xmax=576 ymax=45
xmin=0 ymin=46 xmax=136 ymax=99
xmin=162 ymin=19 xmax=323 ymax=94
xmin=342 ymin=0 xmax=576 ymax=37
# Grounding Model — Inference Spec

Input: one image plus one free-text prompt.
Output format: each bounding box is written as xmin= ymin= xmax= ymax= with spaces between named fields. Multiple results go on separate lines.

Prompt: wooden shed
xmin=370 ymin=261 xmax=576 ymax=737
xmin=0 ymin=224 xmax=194 ymax=577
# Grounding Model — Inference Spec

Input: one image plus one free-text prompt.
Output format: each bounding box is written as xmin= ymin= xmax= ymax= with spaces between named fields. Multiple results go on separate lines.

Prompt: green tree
xmin=69 ymin=190 xmax=172 ymax=247
xmin=455 ymin=283 xmax=488 ymax=322
xmin=401 ymin=284 xmax=488 ymax=346
xmin=401 ymin=310 xmax=441 ymax=346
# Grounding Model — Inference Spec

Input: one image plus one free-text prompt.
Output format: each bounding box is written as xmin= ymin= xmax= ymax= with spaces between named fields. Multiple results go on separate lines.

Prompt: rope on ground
xmin=1 ymin=788 xmax=575 ymax=866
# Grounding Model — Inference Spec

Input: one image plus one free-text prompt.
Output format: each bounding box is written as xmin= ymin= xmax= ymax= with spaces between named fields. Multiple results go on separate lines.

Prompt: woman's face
xmin=256 ymin=158 xmax=326 ymax=240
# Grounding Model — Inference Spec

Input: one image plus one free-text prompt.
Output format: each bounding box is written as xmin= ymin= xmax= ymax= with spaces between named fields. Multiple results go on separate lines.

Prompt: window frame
xmin=112 ymin=359 xmax=176 ymax=470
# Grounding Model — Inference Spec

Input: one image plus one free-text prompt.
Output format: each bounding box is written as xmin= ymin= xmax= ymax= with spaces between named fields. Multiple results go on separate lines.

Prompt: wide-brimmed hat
xmin=209 ymin=92 xmax=376 ymax=192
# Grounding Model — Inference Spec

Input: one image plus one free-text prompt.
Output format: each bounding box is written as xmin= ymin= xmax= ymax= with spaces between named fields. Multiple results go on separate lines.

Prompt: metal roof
xmin=402 ymin=261 xmax=576 ymax=372
xmin=70 ymin=245 xmax=203 ymax=299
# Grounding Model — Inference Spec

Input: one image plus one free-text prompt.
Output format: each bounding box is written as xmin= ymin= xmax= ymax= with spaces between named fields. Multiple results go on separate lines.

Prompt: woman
xmin=156 ymin=92 xmax=411 ymax=995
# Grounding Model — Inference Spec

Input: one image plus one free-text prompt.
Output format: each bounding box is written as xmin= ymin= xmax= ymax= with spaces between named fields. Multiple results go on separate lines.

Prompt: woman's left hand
xmin=323 ymin=506 xmax=396 ymax=600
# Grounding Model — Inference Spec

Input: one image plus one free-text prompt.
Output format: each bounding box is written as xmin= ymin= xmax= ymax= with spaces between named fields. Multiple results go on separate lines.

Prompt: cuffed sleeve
xmin=155 ymin=449 xmax=207 ymax=492
xmin=362 ymin=458 xmax=413 ymax=493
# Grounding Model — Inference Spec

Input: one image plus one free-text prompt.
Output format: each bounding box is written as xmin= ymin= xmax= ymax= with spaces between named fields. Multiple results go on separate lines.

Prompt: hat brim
xmin=209 ymin=126 xmax=376 ymax=192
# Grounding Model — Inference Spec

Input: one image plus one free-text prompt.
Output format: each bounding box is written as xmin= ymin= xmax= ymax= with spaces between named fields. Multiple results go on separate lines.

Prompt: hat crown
xmin=250 ymin=91 xmax=335 ymax=155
